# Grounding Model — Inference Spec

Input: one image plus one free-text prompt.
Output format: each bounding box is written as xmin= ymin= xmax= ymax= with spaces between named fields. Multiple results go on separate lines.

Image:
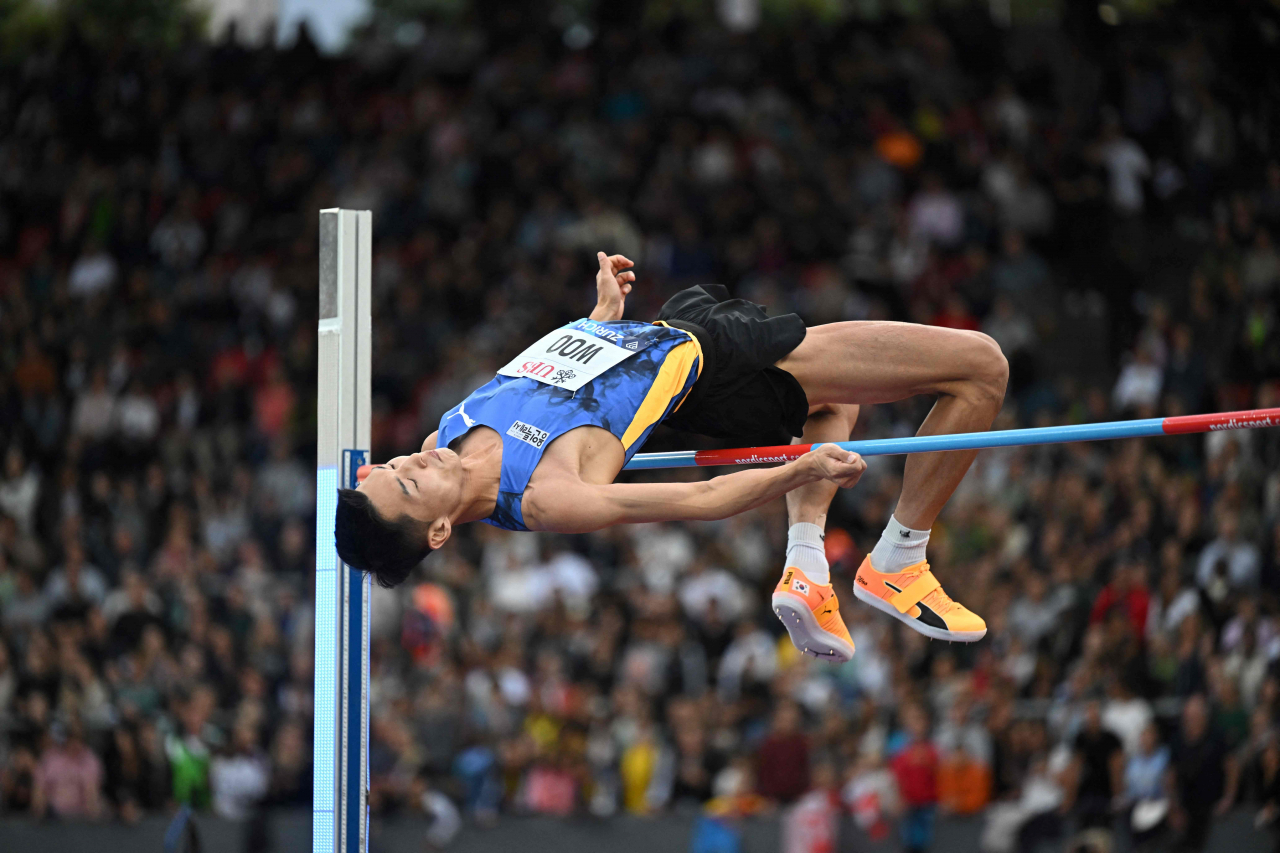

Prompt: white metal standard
xmin=314 ymin=209 xmax=372 ymax=853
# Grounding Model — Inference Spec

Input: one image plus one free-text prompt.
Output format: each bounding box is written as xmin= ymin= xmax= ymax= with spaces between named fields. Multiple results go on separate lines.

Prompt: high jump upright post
xmin=315 ymin=209 xmax=372 ymax=853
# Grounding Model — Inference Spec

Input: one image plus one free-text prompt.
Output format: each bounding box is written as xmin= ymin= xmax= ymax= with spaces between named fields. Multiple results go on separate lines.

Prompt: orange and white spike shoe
xmin=771 ymin=568 xmax=856 ymax=662
xmin=852 ymin=556 xmax=986 ymax=642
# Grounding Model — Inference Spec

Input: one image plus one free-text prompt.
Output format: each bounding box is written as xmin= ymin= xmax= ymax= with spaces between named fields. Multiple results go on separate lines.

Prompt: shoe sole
xmin=771 ymin=592 xmax=855 ymax=662
xmin=853 ymin=584 xmax=987 ymax=642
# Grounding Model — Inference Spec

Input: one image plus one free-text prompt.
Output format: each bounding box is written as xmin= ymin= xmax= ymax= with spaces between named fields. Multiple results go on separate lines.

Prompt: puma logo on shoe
xmin=853 ymin=556 xmax=986 ymax=643
xmin=883 ymin=580 xmax=946 ymax=630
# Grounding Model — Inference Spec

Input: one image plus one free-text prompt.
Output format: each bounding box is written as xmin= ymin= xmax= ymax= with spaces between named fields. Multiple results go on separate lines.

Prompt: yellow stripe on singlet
xmin=619 ymin=326 xmax=703 ymax=452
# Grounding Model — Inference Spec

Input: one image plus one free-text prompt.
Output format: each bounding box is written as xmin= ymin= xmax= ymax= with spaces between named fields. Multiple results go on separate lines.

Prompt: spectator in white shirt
xmin=210 ymin=723 xmax=269 ymax=820
xmin=717 ymin=621 xmax=777 ymax=701
xmin=0 ymin=447 xmax=40 ymax=536
xmin=1112 ymin=343 xmax=1163 ymax=411
xmin=1147 ymin=562 xmax=1201 ymax=641
xmin=1196 ymin=512 xmax=1261 ymax=590
xmin=116 ymin=380 xmax=160 ymax=443
xmin=68 ymin=239 xmax=118 ymax=299
xmin=1096 ymin=116 xmax=1150 ymax=215
xmin=1007 ymin=572 xmax=1062 ymax=647
xmin=677 ymin=557 xmax=749 ymax=626
xmin=1102 ymin=678 xmax=1154 ymax=756
xmin=71 ymin=368 xmax=116 ymax=441
xmin=908 ymin=172 xmax=965 ymax=248
xmin=44 ymin=540 xmax=109 ymax=609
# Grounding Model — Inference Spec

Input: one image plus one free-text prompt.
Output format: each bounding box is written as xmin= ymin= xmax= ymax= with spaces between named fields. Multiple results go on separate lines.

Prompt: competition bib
xmin=497 ymin=320 xmax=648 ymax=392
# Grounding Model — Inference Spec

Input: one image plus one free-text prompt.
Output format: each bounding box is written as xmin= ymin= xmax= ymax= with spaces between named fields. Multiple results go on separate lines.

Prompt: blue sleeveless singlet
xmin=436 ymin=319 xmax=702 ymax=531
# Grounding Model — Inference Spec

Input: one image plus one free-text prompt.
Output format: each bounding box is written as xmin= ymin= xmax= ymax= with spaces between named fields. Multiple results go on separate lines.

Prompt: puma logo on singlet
xmin=449 ymin=404 xmax=476 ymax=428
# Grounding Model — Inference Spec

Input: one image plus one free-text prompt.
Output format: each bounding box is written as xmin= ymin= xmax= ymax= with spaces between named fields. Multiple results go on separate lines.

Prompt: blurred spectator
xmin=981 ymin=296 xmax=1036 ymax=361
xmin=781 ymin=763 xmax=839 ymax=853
xmin=935 ymin=702 xmax=992 ymax=815
xmin=1123 ymin=724 xmax=1171 ymax=847
xmin=1068 ymin=700 xmax=1123 ymax=830
xmin=1090 ymin=559 xmax=1151 ymax=637
xmin=419 ymin=775 xmax=463 ymax=848
xmin=1250 ymin=734 xmax=1280 ymax=846
xmin=908 ymin=174 xmax=964 ymax=249
xmin=103 ymin=723 xmax=166 ymax=822
xmin=33 ymin=721 xmax=104 ymax=820
xmin=1112 ymin=342 xmax=1164 ymax=413
xmin=68 ymin=239 xmax=118 ymax=299
xmin=990 ymin=231 xmax=1050 ymax=315
xmin=71 ymin=370 xmax=116 ymax=442
xmin=890 ymin=704 xmax=939 ymax=853
xmin=756 ymin=702 xmax=809 ymax=804
xmin=1103 ymin=678 xmax=1155 ymax=758
xmin=210 ymin=722 xmax=269 ymax=820
xmin=1096 ymin=116 xmax=1151 ymax=216
xmin=620 ymin=718 xmax=662 ymax=815
xmin=166 ymin=687 xmax=217 ymax=809
xmin=845 ymin=745 xmax=899 ymax=842
xmin=0 ymin=448 xmax=40 ymax=536
xmin=1197 ymin=512 xmax=1262 ymax=591
xmin=1170 ymin=694 xmax=1232 ymax=852
xmin=43 ymin=539 xmax=108 ymax=610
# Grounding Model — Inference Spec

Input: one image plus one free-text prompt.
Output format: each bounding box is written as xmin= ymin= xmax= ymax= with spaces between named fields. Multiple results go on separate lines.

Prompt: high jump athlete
xmin=336 ymin=253 xmax=1007 ymax=661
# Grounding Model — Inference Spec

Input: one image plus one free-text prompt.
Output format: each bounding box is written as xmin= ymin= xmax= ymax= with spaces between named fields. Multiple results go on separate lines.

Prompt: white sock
xmin=868 ymin=515 xmax=930 ymax=573
xmin=785 ymin=522 xmax=829 ymax=585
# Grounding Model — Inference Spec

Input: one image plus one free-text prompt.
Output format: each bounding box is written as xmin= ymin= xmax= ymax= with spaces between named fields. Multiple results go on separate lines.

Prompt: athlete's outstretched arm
xmin=525 ymin=445 xmax=866 ymax=533
xmin=588 ymin=252 xmax=635 ymax=322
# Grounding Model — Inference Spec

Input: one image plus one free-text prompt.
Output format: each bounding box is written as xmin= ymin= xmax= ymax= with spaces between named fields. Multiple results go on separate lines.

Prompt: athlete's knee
xmin=959 ymin=332 xmax=1008 ymax=406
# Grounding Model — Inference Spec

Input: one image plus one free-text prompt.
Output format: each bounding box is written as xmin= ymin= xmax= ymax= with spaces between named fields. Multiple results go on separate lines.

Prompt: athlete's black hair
xmin=334 ymin=488 xmax=431 ymax=588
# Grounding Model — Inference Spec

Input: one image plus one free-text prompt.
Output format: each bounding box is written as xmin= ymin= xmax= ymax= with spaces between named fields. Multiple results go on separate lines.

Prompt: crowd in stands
xmin=0 ymin=4 xmax=1278 ymax=852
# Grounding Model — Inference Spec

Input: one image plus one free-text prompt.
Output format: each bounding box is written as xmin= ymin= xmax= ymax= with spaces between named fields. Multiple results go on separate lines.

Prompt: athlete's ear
xmin=426 ymin=516 xmax=452 ymax=550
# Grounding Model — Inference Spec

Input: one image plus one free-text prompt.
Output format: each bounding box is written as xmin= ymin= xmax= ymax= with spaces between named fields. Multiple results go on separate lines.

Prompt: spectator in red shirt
xmin=890 ymin=703 xmax=939 ymax=853
xmin=1090 ymin=558 xmax=1151 ymax=636
xmin=756 ymin=702 xmax=810 ymax=803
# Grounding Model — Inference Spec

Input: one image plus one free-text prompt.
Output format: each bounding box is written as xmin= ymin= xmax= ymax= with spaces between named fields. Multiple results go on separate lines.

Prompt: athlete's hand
xmin=591 ymin=251 xmax=635 ymax=322
xmin=802 ymin=444 xmax=866 ymax=489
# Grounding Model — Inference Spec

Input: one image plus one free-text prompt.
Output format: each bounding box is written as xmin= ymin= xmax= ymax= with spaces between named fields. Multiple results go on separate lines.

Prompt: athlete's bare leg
xmin=772 ymin=321 xmax=1005 ymax=647
xmin=785 ymin=404 xmax=860 ymax=529
xmin=770 ymin=402 xmax=861 ymax=661
xmin=777 ymin=322 xmax=1007 ymax=530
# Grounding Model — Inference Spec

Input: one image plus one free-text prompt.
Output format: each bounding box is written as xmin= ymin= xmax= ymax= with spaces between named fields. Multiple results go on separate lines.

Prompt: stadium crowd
xmin=0 ymin=4 xmax=1278 ymax=851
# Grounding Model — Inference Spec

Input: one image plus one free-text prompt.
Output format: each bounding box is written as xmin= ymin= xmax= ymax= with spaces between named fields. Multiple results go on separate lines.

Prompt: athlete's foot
xmin=852 ymin=556 xmax=986 ymax=642
xmin=772 ymin=568 xmax=856 ymax=662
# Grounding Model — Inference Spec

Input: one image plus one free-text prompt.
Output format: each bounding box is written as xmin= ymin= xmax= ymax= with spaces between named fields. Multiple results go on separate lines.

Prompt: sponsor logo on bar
xmin=704 ymin=453 xmax=796 ymax=465
xmin=1209 ymin=415 xmax=1275 ymax=431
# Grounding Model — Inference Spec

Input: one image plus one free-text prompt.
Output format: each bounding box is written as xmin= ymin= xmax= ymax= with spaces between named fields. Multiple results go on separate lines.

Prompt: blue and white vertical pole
xmin=315 ymin=209 xmax=372 ymax=853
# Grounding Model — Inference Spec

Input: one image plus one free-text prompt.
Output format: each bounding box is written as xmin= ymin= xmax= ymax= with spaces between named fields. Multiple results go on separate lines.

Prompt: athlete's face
xmin=358 ymin=448 xmax=463 ymax=549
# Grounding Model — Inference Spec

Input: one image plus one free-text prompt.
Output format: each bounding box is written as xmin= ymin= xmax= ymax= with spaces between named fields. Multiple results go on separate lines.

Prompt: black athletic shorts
xmin=656 ymin=284 xmax=809 ymax=444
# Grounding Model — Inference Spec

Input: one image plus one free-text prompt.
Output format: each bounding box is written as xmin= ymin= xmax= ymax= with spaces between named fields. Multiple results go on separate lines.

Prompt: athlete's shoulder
xmin=569 ymin=318 xmax=663 ymax=340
